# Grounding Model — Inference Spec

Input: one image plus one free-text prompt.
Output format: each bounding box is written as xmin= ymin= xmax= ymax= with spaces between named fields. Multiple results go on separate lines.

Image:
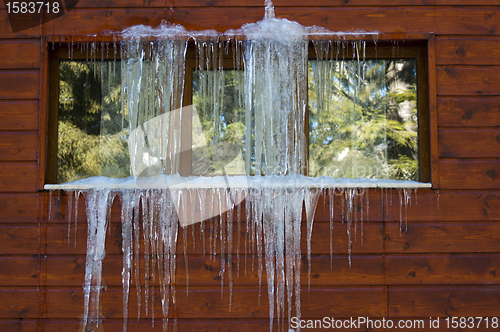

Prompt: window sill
xmin=44 ymin=174 xmax=432 ymax=190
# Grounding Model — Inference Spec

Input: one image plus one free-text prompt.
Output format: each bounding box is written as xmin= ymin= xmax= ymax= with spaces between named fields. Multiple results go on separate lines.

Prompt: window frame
xmin=44 ymin=37 xmax=431 ymax=185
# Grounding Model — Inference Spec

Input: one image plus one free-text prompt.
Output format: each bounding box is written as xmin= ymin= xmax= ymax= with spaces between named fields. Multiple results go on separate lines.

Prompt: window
xmin=47 ymin=40 xmax=429 ymax=184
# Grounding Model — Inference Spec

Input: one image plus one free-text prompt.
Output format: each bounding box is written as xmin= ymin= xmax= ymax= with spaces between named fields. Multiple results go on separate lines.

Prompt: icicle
xmin=65 ymin=190 xmax=74 ymax=245
xmin=397 ymin=188 xmax=403 ymax=233
xmin=74 ymin=191 xmax=80 ymax=248
xmin=264 ymin=0 xmax=275 ymax=19
xmin=48 ymin=190 xmax=54 ymax=222
xmin=218 ymin=189 xmax=225 ymax=298
xmin=403 ymin=189 xmax=411 ymax=232
xmin=263 ymin=188 xmax=276 ymax=332
xmin=236 ymin=189 xmax=242 ymax=278
xmin=120 ymin=190 xmax=134 ymax=332
xmin=132 ymin=190 xmax=142 ymax=320
xmin=329 ymin=188 xmax=335 ymax=269
xmin=82 ymin=189 xmax=112 ymax=331
xmin=226 ymin=186 xmax=235 ymax=311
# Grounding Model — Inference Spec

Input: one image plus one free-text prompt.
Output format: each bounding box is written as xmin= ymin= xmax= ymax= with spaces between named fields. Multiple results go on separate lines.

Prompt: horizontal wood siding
xmin=1 ymin=2 xmax=500 ymax=331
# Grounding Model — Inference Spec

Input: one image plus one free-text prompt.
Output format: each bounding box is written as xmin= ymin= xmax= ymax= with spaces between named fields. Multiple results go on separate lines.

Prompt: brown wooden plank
xmin=147 ymin=0 xmax=492 ymax=6
xmin=45 ymin=255 xmax=384 ymax=287
xmin=0 ymin=133 xmax=37 ymax=161
xmin=0 ymin=41 xmax=40 ymax=69
xmin=38 ymin=8 xmax=500 ymax=36
xmin=385 ymin=254 xmax=500 ymax=285
xmin=38 ymin=38 xmax=49 ymax=191
xmin=438 ymin=97 xmax=500 ymax=127
xmin=315 ymin=190 xmax=384 ymax=222
xmin=0 ymin=290 xmax=39 ymax=319
xmin=0 ymin=194 xmax=38 ymax=223
xmin=42 ymin=319 xmax=297 ymax=332
xmin=0 ymin=163 xmax=37 ymax=192
xmin=46 ymin=190 xmax=384 ymax=253
xmin=0 ymin=258 xmax=38 ymax=286
xmin=44 ymin=318 xmax=498 ymax=332
xmin=439 ymin=129 xmax=500 ymax=158
xmin=389 ymin=285 xmax=500 ymax=317
xmin=43 ymin=218 xmax=383 ymax=256
xmin=437 ymin=67 xmax=500 ymax=96
xmin=0 ymin=101 xmax=38 ymax=131
xmin=42 ymin=286 xmax=384 ymax=319
xmin=1 ymin=0 xmax=496 ymax=7
xmin=0 ymin=226 xmax=39 ymax=254
xmin=385 ymin=222 xmax=500 ymax=253
xmin=436 ymin=37 xmax=500 ymax=65
xmin=439 ymin=161 xmax=500 ymax=190
xmin=42 ymin=320 xmax=278 ymax=332
xmin=0 ymin=72 xmax=39 ymax=100
xmin=383 ymin=189 xmax=500 ymax=222
xmin=0 ymin=321 xmax=36 ymax=331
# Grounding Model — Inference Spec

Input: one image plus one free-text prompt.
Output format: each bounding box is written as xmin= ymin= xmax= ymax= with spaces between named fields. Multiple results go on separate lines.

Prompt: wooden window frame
xmin=41 ymin=36 xmax=432 ymax=186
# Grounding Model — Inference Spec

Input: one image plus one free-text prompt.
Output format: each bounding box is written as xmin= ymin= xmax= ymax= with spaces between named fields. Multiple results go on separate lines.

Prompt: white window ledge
xmin=44 ymin=174 xmax=432 ymax=191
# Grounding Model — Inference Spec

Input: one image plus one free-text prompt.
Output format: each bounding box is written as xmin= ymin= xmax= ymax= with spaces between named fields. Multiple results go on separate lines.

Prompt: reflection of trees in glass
xmin=192 ymin=70 xmax=246 ymax=175
xmin=308 ymin=59 xmax=418 ymax=180
xmin=57 ymin=61 xmax=129 ymax=183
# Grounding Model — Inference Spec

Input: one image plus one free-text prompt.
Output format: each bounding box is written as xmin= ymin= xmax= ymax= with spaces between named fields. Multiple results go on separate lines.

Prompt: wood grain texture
xmin=385 ymin=254 xmax=500 ymax=285
xmin=0 ymin=226 xmax=39 ymax=254
xmin=0 ymin=194 xmax=38 ymax=223
xmin=36 ymin=220 xmax=500 ymax=256
xmin=436 ymin=37 xmax=500 ymax=65
xmin=0 ymin=101 xmax=38 ymax=131
xmin=0 ymin=163 xmax=38 ymax=192
xmin=42 ymin=220 xmax=384 ymax=256
xmin=385 ymin=222 xmax=500 ymax=253
xmin=380 ymin=189 xmax=500 ymax=222
xmin=0 ymin=72 xmax=39 ymax=100
xmin=0 ymin=289 xmax=39 ymax=319
xmin=0 ymin=321 xmax=37 ymax=331
xmin=39 ymin=319 xmax=499 ymax=332
xmin=3 ymin=1 xmax=500 ymax=329
xmin=0 ymin=12 xmax=41 ymax=39
xmin=40 ymin=286 xmax=385 ymax=319
xmin=42 ymin=253 xmax=500 ymax=287
xmin=438 ymin=97 xmax=500 ymax=127
xmin=1 ymin=0 xmax=497 ymax=7
xmin=44 ymin=255 xmax=384 ymax=287
xmin=0 ymin=133 xmax=37 ymax=161
xmin=437 ymin=67 xmax=500 ymax=96
xmin=0 ymin=286 xmax=384 ymax=319
xmin=0 ymin=41 xmax=40 ymax=69
xmin=37 ymin=8 xmax=500 ymax=35
xmin=439 ymin=129 xmax=500 ymax=158
xmin=389 ymin=285 xmax=500 ymax=317
xmin=38 ymin=38 xmax=49 ymax=191
xmin=439 ymin=161 xmax=500 ymax=190
xmin=0 ymin=258 xmax=38 ymax=286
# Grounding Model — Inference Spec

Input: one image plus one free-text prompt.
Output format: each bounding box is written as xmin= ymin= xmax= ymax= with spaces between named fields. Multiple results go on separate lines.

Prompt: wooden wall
xmin=1 ymin=1 xmax=500 ymax=331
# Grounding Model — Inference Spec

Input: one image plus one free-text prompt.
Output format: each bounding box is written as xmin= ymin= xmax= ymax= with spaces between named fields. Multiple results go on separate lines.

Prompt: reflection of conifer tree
xmin=308 ymin=58 xmax=418 ymax=180
xmin=57 ymin=61 xmax=129 ymax=183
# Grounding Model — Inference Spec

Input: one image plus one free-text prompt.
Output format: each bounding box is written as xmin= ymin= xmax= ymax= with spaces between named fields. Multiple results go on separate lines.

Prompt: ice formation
xmin=46 ymin=3 xmax=431 ymax=332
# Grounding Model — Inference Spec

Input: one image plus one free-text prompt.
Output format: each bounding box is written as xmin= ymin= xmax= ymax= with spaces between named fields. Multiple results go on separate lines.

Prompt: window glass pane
xmin=308 ymin=59 xmax=418 ymax=180
xmin=57 ymin=60 xmax=129 ymax=183
xmin=191 ymin=69 xmax=247 ymax=175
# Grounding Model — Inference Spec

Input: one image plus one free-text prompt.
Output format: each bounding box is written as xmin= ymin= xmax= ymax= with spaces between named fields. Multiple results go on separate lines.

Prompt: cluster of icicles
xmin=47 ymin=4 xmax=424 ymax=332
xmin=54 ymin=185 xmax=417 ymax=332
